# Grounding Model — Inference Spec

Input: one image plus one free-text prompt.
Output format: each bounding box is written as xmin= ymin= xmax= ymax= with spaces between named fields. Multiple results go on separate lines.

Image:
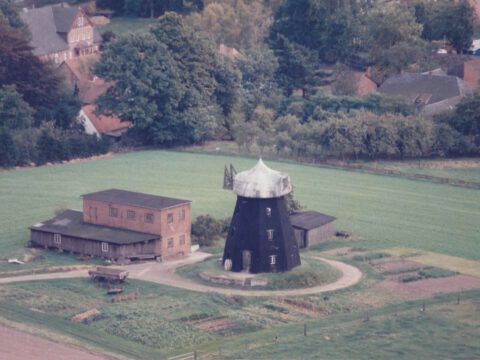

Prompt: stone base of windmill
xmin=199 ymin=270 xmax=268 ymax=287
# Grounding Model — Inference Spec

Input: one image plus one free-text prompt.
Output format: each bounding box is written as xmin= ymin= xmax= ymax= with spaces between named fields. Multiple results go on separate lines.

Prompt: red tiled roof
xmin=82 ymin=105 xmax=131 ymax=135
xmin=62 ymin=55 xmax=113 ymax=104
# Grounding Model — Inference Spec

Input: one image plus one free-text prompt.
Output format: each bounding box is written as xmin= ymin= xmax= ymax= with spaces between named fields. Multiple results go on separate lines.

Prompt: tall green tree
xmin=415 ymin=0 xmax=476 ymax=53
xmin=95 ymin=13 xmax=239 ymax=146
xmin=0 ymin=85 xmax=34 ymax=130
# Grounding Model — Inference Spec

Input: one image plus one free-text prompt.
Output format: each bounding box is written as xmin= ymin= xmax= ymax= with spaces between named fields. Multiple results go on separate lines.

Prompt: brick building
xmin=20 ymin=5 xmax=102 ymax=64
xmin=30 ymin=189 xmax=191 ymax=262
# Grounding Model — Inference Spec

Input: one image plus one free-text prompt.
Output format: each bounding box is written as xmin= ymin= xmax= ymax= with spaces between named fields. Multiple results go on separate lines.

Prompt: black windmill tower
xmin=222 ymin=159 xmax=301 ymax=273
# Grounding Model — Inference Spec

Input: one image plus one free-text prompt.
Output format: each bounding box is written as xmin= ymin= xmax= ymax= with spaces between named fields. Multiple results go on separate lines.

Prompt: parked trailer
xmin=88 ymin=266 xmax=129 ymax=282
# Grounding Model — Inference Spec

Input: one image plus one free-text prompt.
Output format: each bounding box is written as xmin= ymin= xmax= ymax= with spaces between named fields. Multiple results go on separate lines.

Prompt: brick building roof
xmin=82 ymin=189 xmax=191 ymax=210
xmin=30 ymin=210 xmax=159 ymax=244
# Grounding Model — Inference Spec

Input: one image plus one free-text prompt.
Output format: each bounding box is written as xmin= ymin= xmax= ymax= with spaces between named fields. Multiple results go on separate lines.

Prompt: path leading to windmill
xmin=0 ymin=252 xmax=362 ymax=296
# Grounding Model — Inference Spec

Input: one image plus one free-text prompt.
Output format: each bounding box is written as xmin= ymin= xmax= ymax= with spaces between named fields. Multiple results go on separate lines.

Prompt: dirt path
xmin=0 ymin=252 xmax=362 ymax=296
xmin=0 ymin=324 xmax=115 ymax=360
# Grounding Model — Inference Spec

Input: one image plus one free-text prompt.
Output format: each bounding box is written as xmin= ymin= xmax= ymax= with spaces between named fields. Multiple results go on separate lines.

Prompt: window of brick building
xmin=145 ymin=213 xmax=154 ymax=223
xmin=179 ymin=209 xmax=185 ymax=221
xmin=127 ymin=210 xmax=136 ymax=220
xmin=167 ymin=238 xmax=174 ymax=248
xmin=179 ymin=235 xmax=186 ymax=245
xmin=167 ymin=213 xmax=174 ymax=224
xmin=109 ymin=207 xmax=118 ymax=218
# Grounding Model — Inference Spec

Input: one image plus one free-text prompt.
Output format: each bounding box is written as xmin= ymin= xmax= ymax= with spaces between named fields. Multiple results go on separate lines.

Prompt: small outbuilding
xmin=290 ymin=211 xmax=337 ymax=249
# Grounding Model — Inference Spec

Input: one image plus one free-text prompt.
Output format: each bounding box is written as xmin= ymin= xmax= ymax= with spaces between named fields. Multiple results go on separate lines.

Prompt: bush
xmin=352 ymin=252 xmax=392 ymax=262
xmin=191 ymin=215 xmax=230 ymax=247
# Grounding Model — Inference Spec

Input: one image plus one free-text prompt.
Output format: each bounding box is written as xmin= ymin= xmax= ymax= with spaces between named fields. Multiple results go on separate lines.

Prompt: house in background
xmin=377 ymin=72 xmax=472 ymax=115
xmin=464 ymin=57 xmax=480 ymax=90
xmin=59 ymin=54 xmax=132 ymax=138
xmin=30 ymin=189 xmax=192 ymax=262
xmin=290 ymin=211 xmax=337 ymax=249
xmin=20 ymin=5 xmax=102 ymax=64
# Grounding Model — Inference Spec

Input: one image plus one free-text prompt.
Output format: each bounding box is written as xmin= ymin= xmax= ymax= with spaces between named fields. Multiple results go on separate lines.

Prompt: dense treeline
xmin=0 ymin=0 xmax=110 ymax=167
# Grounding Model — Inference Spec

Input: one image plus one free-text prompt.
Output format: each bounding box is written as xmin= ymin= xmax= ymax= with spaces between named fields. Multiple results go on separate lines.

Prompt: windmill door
xmin=242 ymin=250 xmax=251 ymax=272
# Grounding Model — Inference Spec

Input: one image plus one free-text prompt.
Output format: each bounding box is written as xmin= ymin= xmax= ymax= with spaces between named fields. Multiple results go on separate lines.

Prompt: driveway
xmin=0 ymin=252 xmax=362 ymax=297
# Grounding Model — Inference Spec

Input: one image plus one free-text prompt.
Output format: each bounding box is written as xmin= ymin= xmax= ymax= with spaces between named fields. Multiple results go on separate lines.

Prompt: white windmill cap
xmin=233 ymin=159 xmax=292 ymax=198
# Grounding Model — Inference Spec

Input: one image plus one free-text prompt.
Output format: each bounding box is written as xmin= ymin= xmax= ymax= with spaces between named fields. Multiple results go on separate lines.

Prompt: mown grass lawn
xmin=96 ymin=17 xmax=157 ymax=36
xmin=0 ymin=150 xmax=479 ymax=261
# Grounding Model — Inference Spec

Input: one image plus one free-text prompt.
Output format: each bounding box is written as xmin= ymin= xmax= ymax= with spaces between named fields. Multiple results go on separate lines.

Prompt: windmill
xmin=222 ymin=159 xmax=301 ymax=273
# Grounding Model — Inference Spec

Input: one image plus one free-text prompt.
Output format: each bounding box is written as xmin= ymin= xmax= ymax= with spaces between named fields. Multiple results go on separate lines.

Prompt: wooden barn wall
xmin=30 ymin=230 xmax=158 ymax=259
xmin=306 ymin=222 xmax=336 ymax=246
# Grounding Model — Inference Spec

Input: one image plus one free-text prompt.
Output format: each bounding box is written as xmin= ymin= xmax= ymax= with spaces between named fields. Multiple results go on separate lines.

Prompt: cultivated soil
xmin=377 ymin=274 xmax=480 ymax=297
xmin=0 ymin=324 xmax=116 ymax=360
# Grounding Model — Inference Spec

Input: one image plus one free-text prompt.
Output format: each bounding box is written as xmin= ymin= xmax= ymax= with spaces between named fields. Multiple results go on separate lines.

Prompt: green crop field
xmin=0 ymin=150 xmax=479 ymax=263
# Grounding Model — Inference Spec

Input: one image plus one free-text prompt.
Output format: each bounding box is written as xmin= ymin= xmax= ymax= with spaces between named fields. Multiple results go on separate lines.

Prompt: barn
xmin=290 ymin=211 xmax=337 ymax=248
xmin=30 ymin=189 xmax=191 ymax=262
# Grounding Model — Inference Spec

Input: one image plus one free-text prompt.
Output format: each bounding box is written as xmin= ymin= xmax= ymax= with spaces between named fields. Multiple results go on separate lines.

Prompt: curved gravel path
xmin=0 ymin=252 xmax=362 ymax=296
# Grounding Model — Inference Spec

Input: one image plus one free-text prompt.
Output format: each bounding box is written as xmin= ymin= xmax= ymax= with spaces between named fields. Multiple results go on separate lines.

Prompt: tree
xmin=0 ymin=21 xmax=61 ymax=122
xmin=0 ymin=130 xmax=17 ymax=167
xmin=95 ymin=13 xmax=239 ymax=146
xmin=0 ymin=0 xmax=24 ymax=29
xmin=416 ymin=0 xmax=476 ymax=53
xmin=0 ymin=85 xmax=34 ymax=130
xmin=363 ymin=3 xmax=427 ymax=73
xmin=185 ymin=0 xmax=272 ymax=49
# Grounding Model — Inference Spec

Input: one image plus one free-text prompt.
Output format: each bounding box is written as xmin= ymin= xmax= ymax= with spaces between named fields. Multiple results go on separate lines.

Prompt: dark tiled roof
xmin=290 ymin=211 xmax=336 ymax=230
xmin=30 ymin=210 xmax=159 ymax=245
xmin=82 ymin=189 xmax=191 ymax=210
xmin=20 ymin=6 xmax=70 ymax=56
xmin=378 ymin=73 xmax=471 ymax=105
xmin=52 ymin=6 xmax=78 ymax=33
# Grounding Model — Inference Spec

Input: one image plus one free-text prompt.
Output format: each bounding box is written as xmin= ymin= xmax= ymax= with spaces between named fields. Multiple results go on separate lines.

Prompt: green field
xmin=1 ymin=150 xmax=479 ymax=263
xmin=96 ymin=17 xmax=157 ymax=36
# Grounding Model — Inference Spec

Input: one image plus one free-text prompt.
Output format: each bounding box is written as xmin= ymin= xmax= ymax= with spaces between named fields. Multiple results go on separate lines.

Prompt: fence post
xmin=304 ymin=324 xmax=307 ymax=336
xmin=194 ymin=350 xmax=197 ymax=360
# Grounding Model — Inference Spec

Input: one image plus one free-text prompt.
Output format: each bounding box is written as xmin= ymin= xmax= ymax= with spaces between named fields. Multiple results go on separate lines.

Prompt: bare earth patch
xmin=0 ymin=324 xmax=114 ymax=360
xmin=372 ymin=260 xmax=424 ymax=273
xmin=377 ymin=275 xmax=480 ymax=297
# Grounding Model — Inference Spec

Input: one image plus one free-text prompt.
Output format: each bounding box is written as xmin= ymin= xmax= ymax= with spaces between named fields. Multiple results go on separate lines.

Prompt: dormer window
xmin=78 ymin=16 xmax=84 ymax=27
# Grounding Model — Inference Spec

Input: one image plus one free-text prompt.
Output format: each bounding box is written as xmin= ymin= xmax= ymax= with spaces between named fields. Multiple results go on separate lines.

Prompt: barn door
xmin=242 ymin=250 xmax=251 ymax=272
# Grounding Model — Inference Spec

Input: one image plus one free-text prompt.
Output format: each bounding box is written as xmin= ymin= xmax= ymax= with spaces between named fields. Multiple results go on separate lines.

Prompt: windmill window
xmin=179 ymin=235 xmax=186 ymax=245
xmin=167 ymin=238 xmax=174 ymax=248
xmin=269 ymin=255 xmax=276 ymax=265
xmin=127 ymin=210 xmax=136 ymax=220
xmin=266 ymin=229 xmax=274 ymax=241
xmin=266 ymin=207 xmax=271 ymax=216
xmin=167 ymin=213 xmax=174 ymax=224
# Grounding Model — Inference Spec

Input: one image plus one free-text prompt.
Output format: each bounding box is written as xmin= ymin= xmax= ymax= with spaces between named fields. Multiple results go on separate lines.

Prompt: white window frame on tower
xmin=269 ymin=254 xmax=276 ymax=265
xmin=266 ymin=229 xmax=274 ymax=241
